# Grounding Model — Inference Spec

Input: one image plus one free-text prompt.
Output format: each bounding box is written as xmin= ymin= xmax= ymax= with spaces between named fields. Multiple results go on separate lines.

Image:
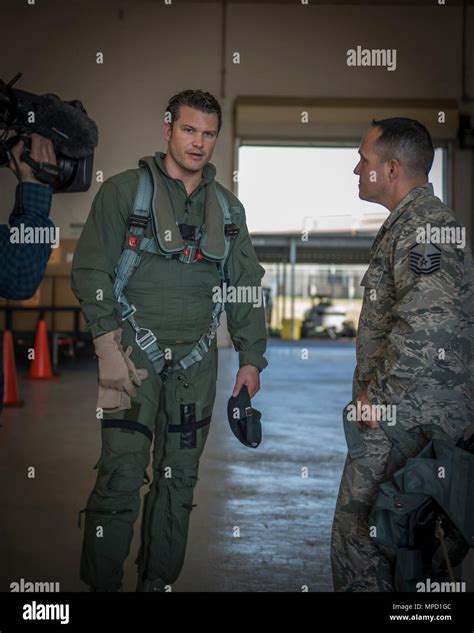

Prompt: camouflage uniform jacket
xmin=354 ymin=183 xmax=474 ymax=437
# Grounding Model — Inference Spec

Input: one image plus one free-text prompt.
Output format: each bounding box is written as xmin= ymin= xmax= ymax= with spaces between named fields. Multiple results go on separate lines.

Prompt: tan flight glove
xmin=93 ymin=329 xmax=149 ymax=412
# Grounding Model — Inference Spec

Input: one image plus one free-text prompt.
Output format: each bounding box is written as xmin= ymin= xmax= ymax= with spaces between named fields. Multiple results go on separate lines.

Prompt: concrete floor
xmin=0 ymin=341 xmax=474 ymax=592
xmin=4 ymin=338 xmax=471 ymax=593
xmin=0 ymin=339 xmax=354 ymax=593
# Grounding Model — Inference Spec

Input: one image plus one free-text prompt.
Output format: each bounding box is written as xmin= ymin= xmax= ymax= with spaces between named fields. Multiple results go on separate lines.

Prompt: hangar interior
xmin=0 ymin=0 xmax=473 ymax=593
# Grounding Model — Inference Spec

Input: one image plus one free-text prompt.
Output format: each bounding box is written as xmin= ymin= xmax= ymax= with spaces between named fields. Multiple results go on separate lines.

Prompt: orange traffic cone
xmin=3 ymin=330 xmax=23 ymax=407
xmin=29 ymin=319 xmax=54 ymax=380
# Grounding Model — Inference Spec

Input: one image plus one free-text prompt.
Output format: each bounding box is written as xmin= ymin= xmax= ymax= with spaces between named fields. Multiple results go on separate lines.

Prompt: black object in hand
xmin=227 ymin=385 xmax=262 ymax=448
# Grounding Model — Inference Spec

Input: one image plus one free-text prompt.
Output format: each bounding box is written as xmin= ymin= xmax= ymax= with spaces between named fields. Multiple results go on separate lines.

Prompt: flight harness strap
xmin=112 ymin=165 xmax=233 ymax=381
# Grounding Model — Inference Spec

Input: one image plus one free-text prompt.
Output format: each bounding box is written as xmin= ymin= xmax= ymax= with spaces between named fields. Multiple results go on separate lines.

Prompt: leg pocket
xmin=108 ymin=463 xmax=148 ymax=493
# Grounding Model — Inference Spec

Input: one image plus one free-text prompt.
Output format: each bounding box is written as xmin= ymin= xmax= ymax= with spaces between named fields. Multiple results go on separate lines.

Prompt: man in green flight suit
xmin=71 ymin=90 xmax=268 ymax=592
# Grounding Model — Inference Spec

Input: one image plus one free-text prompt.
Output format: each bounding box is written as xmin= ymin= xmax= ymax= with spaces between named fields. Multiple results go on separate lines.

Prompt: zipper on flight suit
xmin=183 ymin=197 xmax=192 ymax=219
xmin=139 ymin=189 xmax=200 ymax=573
xmin=138 ymin=183 xmax=205 ymax=581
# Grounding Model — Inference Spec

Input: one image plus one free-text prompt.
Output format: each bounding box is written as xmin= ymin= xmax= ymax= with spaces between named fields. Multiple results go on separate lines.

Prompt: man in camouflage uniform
xmin=71 ymin=90 xmax=267 ymax=591
xmin=331 ymin=118 xmax=474 ymax=591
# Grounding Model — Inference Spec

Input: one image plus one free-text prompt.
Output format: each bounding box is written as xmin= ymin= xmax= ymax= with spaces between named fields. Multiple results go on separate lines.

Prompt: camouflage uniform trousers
xmin=78 ymin=323 xmax=218 ymax=591
xmin=330 ymin=425 xmax=396 ymax=592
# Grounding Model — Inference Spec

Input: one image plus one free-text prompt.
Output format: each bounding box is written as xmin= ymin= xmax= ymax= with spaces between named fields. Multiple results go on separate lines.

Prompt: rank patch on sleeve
xmin=409 ymin=243 xmax=442 ymax=275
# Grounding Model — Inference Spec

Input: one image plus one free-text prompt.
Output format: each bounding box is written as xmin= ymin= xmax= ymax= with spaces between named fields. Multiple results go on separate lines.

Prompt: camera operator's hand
xmin=8 ymin=133 xmax=57 ymax=184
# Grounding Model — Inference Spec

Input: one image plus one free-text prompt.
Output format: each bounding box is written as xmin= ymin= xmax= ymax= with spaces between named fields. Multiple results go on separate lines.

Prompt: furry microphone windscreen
xmin=33 ymin=93 xmax=99 ymax=158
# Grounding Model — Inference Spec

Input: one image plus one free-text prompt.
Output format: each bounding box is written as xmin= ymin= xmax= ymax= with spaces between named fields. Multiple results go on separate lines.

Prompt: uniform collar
xmin=153 ymin=151 xmax=216 ymax=189
xmin=370 ymin=183 xmax=433 ymax=257
xmin=382 ymin=183 xmax=434 ymax=232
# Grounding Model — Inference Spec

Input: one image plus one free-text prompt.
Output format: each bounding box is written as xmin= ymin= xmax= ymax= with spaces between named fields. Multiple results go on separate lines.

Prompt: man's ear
xmin=388 ymin=158 xmax=400 ymax=182
xmin=163 ymin=122 xmax=172 ymax=141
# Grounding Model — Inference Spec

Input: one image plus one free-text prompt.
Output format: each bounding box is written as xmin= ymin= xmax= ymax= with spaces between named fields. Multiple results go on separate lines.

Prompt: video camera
xmin=0 ymin=73 xmax=98 ymax=192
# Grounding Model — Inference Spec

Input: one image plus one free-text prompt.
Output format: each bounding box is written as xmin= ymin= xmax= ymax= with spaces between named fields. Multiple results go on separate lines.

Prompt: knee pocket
xmin=160 ymin=466 xmax=199 ymax=496
xmin=107 ymin=463 xmax=148 ymax=493
xmin=169 ymin=468 xmax=199 ymax=513
xmin=172 ymin=466 xmax=198 ymax=488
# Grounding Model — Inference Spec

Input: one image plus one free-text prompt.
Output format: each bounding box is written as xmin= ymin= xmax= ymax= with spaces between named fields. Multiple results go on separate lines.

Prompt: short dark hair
xmin=165 ymin=89 xmax=222 ymax=133
xmin=371 ymin=117 xmax=435 ymax=176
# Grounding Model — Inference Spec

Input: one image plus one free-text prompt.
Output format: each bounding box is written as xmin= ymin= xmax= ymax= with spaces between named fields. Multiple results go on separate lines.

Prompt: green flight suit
xmin=71 ymin=152 xmax=267 ymax=591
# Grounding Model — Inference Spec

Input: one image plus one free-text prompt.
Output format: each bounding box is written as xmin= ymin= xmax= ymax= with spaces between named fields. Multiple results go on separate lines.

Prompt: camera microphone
xmin=33 ymin=93 xmax=98 ymax=159
xmin=0 ymin=74 xmax=99 ymax=192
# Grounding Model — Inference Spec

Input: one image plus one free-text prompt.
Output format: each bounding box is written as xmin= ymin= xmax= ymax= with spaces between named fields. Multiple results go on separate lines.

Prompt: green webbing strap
xmin=176 ymin=183 xmax=233 ymax=371
xmin=139 ymin=237 xmax=159 ymax=254
xmin=113 ymin=167 xmax=153 ymax=300
xmin=113 ymin=165 xmax=167 ymax=375
xmin=214 ymin=183 xmax=232 ymax=281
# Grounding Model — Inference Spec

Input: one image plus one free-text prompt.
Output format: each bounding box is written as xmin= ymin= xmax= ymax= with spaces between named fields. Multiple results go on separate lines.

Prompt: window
xmin=237 ymin=145 xmax=446 ymax=234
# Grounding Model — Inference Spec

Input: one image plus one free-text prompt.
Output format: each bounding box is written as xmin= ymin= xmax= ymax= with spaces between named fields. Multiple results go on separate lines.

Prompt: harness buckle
xmin=224 ymin=223 xmax=240 ymax=237
xmin=207 ymin=326 xmax=217 ymax=340
xmin=179 ymin=223 xmax=201 ymax=241
xmin=179 ymin=244 xmax=199 ymax=264
xmin=135 ymin=328 xmax=157 ymax=351
xmin=121 ymin=303 xmax=137 ymax=321
xmin=128 ymin=213 xmax=149 ymax=229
